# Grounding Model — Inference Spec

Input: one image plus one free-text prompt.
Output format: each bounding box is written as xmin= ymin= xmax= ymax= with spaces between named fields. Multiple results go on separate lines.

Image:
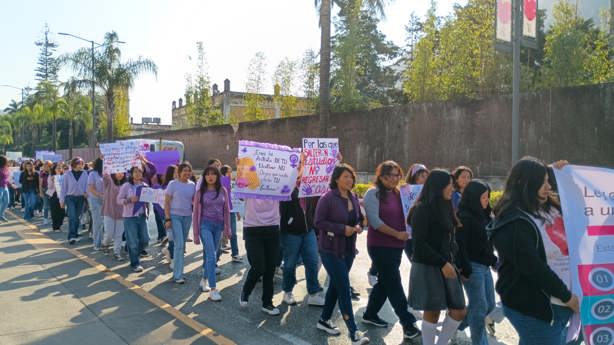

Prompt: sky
xmin=1 ymin=0 xmax=470 ymax=125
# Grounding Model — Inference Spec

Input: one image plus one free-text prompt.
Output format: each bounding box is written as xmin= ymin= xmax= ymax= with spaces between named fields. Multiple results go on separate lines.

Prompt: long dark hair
xmin=0 ymin=155 xmax=7 ymax=169
xmin=408 ymin=169 xmax=455 ymax=231
xmin=373 ymin=160 xmax=403 ymax=201
xmin=329 ymin=163 xmax=356 ymax=190
xmin=200 ymin=166 xmax=222 ymax=198
xmin=111 ymin=173 xmax=126 ymax=186
xmin=93 ymin=158 xmax=103 ymax=175
xmin=405 ymin=163 xmax=429 ymax=184
xmin=458 ymin=180 xmax=491 ymax=221
xmin=128 ymin=166 xmax=144 ymax=185
xmin=493 ymin=156 xmax=548 ymax=217
xmin=50 ymin=163 xmax=61 ymax=176
xmin=163 ymin=165 xmax=177 ymax=187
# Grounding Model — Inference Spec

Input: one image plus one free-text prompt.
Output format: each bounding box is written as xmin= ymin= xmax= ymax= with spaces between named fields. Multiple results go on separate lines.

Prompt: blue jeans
xmin=42 ymin=193 xmax=50 ymax=220
xmin=504 ymin=304 xmax=573 ymax=345
xmin=23 ymin=191 xmax=37 ymax=221
xmin=171 ymin=214 xmax=192 ymax=281
xmin=463 ymin=262 xmax=496 ymax=345
xmin=124 ymin=215 xmax=148 ymax=268
xmin=281 ymin=230 xmax=321 ymax=294
xmin=230 ymin=212 xmax=239 ymax=257
xmin=200 ymin=219 xmax=223 ymax=288
xmin=0 ymin=186 xmax=9 ymax=219
xmin=88 ymin=197 xmax=104 ymax=249
xmin=65 ymin=195 xmax=85 ymax=240
xmin=320 ymin=251 xmax=358 ymax=338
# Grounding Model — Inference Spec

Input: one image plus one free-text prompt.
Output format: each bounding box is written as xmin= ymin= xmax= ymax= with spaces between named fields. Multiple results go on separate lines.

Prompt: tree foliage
xmin=185 ymin=42 xmax=223 ymax=127
xmin=244 ymin=52 xmax=268 ymax=121
xmin=34 ymin=24 xmax=60 ymax=84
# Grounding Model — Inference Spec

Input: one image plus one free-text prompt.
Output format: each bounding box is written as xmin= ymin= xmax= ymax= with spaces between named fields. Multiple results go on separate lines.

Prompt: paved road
xmin=0 ymin=209 xmax=519 ymax=345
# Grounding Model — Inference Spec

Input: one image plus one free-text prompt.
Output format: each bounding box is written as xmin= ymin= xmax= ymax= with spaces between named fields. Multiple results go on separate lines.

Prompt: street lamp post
xmin=58 ymin=32 xmax=99 ymax=158
xmin=0 ymin=84 xmax=27 ymax=106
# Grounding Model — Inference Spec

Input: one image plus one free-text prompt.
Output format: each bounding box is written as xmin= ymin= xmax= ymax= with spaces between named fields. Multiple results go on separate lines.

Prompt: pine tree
xmin=34 ymin=24 xmax=60 ymax=84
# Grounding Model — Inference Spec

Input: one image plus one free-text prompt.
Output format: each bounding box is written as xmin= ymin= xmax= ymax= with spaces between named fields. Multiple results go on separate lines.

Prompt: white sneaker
xmin=261 ymin=305 xmax=280 ymax=316
xmin=351 ymin=330 xmax=370 ymax=345
xmin=199 ymin=278 xmax=210 ymax=292
xmin=209 ymin=290 xmax=222 ymax=301
xmin=133 ymin=265 xmax=144 ymax=273
xmin=368 ymin=273 xmax=378 ymax=287
xmin=283 ymin=292 xmax=297 ymax=305
xmin=317 ymin=319 xmax=341 ymax=335
xmin=308 ymin=292 xmax=326 ymax=306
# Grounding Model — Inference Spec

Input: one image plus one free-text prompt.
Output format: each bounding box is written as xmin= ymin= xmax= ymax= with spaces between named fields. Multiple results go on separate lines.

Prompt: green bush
xmin=490 ymin=190 xmax=503 ymax=208
xmin=353 ymin=183 xmax=372 ymax=198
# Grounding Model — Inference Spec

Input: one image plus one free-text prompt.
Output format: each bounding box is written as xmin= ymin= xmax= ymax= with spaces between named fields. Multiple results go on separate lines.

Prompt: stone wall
xmin=73 ymin=82 xmax=614 ymax=176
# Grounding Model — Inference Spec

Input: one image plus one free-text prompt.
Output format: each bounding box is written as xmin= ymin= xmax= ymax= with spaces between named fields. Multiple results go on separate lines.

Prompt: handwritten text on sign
xmin=234 ymin=140 xmax=300 ymax=201
xmin=299 ymin=138 xmax=339 ymax=198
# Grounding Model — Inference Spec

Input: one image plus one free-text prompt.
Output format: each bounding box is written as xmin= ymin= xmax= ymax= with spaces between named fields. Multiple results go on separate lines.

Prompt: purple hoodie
xmin=314 ymin=188 xmax=363 ymax=258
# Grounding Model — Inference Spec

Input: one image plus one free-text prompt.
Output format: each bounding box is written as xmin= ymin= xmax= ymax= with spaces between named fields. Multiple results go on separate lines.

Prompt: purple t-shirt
xmin=87 ymin=171 xmax=104 ymax=198
xmin=165 ymin=180 xmax=196 ymax=216
xmin=221 ymin=176 xmax=233 ymax=210
xmin=0 ymin=167 xmax=8 ymax=188
xmin=201 ymin=189 xmax=226 ymax=223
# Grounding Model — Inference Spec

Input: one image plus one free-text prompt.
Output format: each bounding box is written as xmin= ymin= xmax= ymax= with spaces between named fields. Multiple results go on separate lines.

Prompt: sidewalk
xmin=0 ymin=212 xmax=221 ymax=345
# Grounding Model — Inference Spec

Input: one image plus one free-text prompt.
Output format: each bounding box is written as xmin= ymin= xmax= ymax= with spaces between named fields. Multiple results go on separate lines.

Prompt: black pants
xmin=153 ymin=207 xmax=166 ymax=241
xmin=365 ymin=246 xmax=417 ymax=327
xmin=49 ymin=193 xmax=65 ymax=230
xmin=241 ymin=226 xmax=280 ymax=306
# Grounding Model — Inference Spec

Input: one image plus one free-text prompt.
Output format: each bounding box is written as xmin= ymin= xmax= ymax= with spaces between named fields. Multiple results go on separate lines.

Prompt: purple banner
xmin=145 ymin=150 xmax=180 ymax=173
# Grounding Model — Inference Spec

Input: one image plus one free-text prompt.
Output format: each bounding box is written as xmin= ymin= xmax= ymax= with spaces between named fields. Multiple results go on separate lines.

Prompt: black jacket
xmin=410 ymin=203 xmax=456 ymax=269
xmin=20 ymin=171 xmax=39 ymax=193
xmin=487 ymin=208 xmax=572 ymax=323
xmin=279 ymin=188 xmax=309 ymax=235
xmin=456 ymin=209 xmax=497 ymax=276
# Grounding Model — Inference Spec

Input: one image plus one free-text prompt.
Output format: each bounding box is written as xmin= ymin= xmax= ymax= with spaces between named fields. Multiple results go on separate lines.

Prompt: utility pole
xmin=511 ymin=0 xmax=522 ymax=165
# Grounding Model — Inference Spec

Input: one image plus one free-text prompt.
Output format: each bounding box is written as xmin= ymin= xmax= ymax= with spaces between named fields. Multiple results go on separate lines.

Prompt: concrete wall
xmin=63 ymin=82 xmax=614 ymax=176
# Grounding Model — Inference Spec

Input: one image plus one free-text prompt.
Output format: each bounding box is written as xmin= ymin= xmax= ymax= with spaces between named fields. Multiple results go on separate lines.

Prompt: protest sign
xmin=5 ymin=151 xmax=21 ymax=161
xmin=230 ymin=181 xmax=244 ymax=214
xmin=100 ymin=140 xmax=146 ymax=174
xmin=400 ymin=184 xmax=423 ymax=233
xmin=299 ymin=138 xmax=339 ymax=198
xmin=234 ymin=140 xmax=300 ymax=201
xmin=41 ymin=152 xmax=63 ymax=162
xmin=139 ymin=187 xmax=166 ymax=206
xmin=35 ymin=150 xmax=54 ymax=161
xmin=9 ymin=167 xmax=21 ymax=188
xmin=145 ymin=150 xmax=180 ymax=173
xmin=555 ymin=165 xmax=614 ymax=345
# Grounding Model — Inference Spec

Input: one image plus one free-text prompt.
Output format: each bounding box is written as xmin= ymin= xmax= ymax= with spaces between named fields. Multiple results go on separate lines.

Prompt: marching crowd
xmin=0 ymin=152 xmax=582 ymax=345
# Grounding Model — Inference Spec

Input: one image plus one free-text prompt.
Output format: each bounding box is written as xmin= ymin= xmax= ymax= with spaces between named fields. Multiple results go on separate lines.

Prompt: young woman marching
xmin=220 ymin=165 xmax=242 ymax=262
xmin=164 ymin=163 xmax=195 ymax=284
xmin=192 ymin=166 xmax=230 ymax=300
xmin=117 ymin=166 xmax=149 ymax=272
xmin=314 ymin=164 xmax=369 ymax=345
xmin=407 ymin=169 xmax=466 ymax=345
xmin=102 ymin=171 xmax=126 ymax=260
xmin=362 ymin=161 xmax=420 ymax=339
xmin=488 ymin=157 xmax=579 ymax=345
xmin=0 ymin=155 xmax=9 ymax=222
xmin=60 ymin=158 xmax=88 ymax=244
xmin=456 ymin=180 xmax=497 ymax=345
xmin=20 ymin=161 xmax=40 ymax=222
xmin=47 ymin=163 xmax=65 ymax=231
xmin=451 ymin=166 xmax=472 ymax=210
xmin=87 ymin=158 xmax=105 ymax=251
xmin=158 ymin=165 xmax=178 ymax=266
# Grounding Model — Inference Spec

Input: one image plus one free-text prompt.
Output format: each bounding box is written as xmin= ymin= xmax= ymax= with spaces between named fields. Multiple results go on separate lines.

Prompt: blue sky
xmin=0 ymin=0 xmax=470 ymax=124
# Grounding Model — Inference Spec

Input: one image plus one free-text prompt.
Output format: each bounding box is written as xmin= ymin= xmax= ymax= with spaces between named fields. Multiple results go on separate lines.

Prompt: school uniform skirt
xmin=408 ymin=262 xmax=466 ymax=310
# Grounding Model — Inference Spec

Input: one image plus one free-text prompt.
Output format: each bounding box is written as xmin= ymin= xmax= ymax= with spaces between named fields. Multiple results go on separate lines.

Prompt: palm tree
xmin=0 ymin=117 xmax=13 ymax=153
xmin=314 ymin=0 xmax=388 ymax=136
xmin=3 ymin=100 xmax=20 ymax=114
xmin=62 ymin=31 xmax=157 ymax=141
xmin=60 ymin=80 xmax=91 ymax=158
xmin=34 ymin=81 xmax=61 ymax=151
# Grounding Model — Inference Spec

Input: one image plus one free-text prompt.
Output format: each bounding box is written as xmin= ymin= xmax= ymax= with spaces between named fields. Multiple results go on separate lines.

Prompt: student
xmin=279 ymin=155 xmax=325 ymax=307
xmin=362 ymin=161 xmax=420 ymax=339
xmin=20 ymin=161 xmax=40 ymax=222
xmin=87 ymin=158 xmax=105 ymax=251
xmin=488 ymin=157 xmax=579 ymax=345
xmin=451 ymin=166 xmax=472 ymax=210
xmin=0 ymin=155 xmax=9 ymax=222
xmin=408 ymin=169 xmax=467 ymax=345
xmin=102 ymin=169 xmax=126 ymax=260
xmin=456 ymin=180 xmax=497 ymax=345
xmin=164 ymin=163 xmax=195 ymax=284
xmin=192 ymin=166 xmax=230 ymax=299
xmin=60 ymin=158 xmax=88 ymax=244
xmin=47 ymin=163 xmax=65 ymax=231
xmin=220 ymin=165 xmax=242 ymax=262
xmin=238 ymin=163 xmax=282 ymax=315
xmin=314 ymin=164 xmax=369 ymax=345
xmin=117 ymin=166 xmax=149 ymax=272
xmin=39 ymin=161 xmax=52 ymax=225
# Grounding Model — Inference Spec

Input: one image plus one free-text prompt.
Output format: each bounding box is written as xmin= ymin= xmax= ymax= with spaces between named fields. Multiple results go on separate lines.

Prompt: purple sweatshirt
xmin=0 ymin=167 xmax=8 ymax=188
xmin=116 ymin=181 xmax=148 ymax=217
xmin=314 ymin=188 xmax=363 ymax=258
